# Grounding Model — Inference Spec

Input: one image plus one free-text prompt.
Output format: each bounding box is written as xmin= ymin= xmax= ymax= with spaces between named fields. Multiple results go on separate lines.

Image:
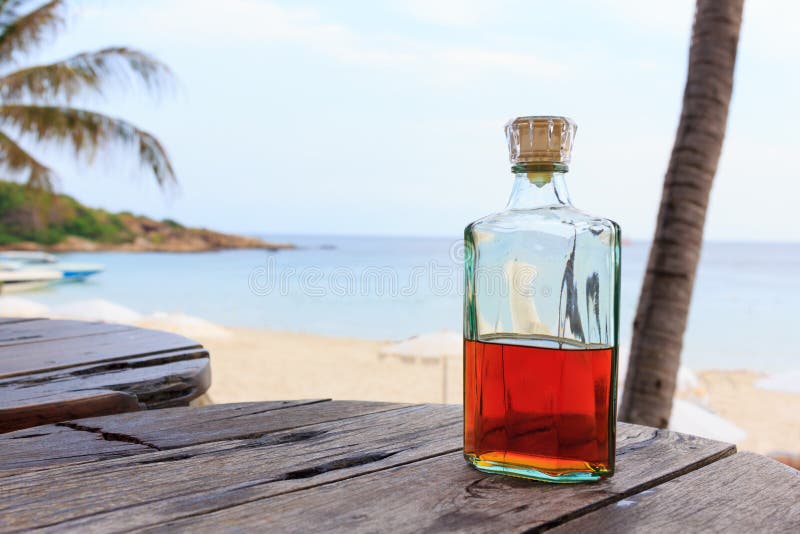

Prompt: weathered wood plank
xmin=0 ymin=389 xmax=142 ymax=434
xmin=0 ymin=405 xmax=736 ymax=533
xmin=48 ymin=398 xmax=406 ymax=449
xmin=549 ymin=451 xmax=800 ymax=533
xmin=0 ymin=400 xmax=324 ymax=475
xmin=0 ymin=318 xmax=212 ymax=432
xmin=0 ymin=424 xmax=153 ymax=478
xmin=0 ymin=319 xmax=133 ymax=348
xmin=0 ymin=317 xmax=38 ymax=325
xmin=0 ymin=403 xmax=455 ymax=532
xmin=138 ymin=419 xmax=736 ymax=533
xmin=56 ymin=398 xmax=329 ymax=436
xmin=0 ymin=350 xmax=210 ymax=432
xmin=0 ymin=350 xmax=209 ymax=404
xmin=0 ymin=327 xmax=203 ymax=378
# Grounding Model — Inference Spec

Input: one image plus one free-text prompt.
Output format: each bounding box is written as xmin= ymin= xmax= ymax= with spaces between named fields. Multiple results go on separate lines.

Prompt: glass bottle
xmin=463 ymin=116 xmax=621 ymax=483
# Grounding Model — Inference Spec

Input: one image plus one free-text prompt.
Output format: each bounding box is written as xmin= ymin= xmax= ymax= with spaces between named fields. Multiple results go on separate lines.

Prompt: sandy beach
xmin=200 ymin=327 xmax=462 ymax=405
xmin=197 ymin=326 xmax=800 ymax=457
xmin=694 ymin=370 xmax=800 ymax=455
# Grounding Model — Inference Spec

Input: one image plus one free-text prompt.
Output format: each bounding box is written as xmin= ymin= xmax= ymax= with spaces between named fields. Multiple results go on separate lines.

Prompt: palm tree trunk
xmin=619 ymin=0 xmax=744 ymax=427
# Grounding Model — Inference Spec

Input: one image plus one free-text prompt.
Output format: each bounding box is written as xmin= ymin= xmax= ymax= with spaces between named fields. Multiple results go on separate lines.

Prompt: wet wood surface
xmin=0 ymin=318 xmax=210 ymax=432
xmin=2 ymin=400 xmax=793 ymax=532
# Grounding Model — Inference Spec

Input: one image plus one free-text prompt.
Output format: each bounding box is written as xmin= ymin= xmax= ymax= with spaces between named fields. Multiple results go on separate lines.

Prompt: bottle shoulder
xmin=466 ymin=206 xmax=619 ymax=238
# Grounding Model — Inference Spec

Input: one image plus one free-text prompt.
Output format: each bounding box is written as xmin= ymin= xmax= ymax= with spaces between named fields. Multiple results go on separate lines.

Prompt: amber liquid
xmin=464 ymin=337 xmax=615 ymax=480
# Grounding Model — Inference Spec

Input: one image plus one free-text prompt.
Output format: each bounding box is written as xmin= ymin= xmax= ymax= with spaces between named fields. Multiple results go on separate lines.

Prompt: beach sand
xmin=199 ymin=328 xmax=800 ymax=457
xmin=201 ymin=328 xmax=464 ymax=405
xmin=695 ymin=370 xmax=800 ymax=456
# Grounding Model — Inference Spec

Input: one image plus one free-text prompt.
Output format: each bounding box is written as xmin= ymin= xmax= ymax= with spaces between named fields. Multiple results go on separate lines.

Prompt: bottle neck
xmin=506 ymin=168 xmax=571 ymax=210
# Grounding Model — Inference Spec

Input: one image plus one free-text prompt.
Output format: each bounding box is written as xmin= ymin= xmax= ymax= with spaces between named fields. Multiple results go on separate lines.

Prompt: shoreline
xmin=0 ymin=235 xmax=294 ymax=253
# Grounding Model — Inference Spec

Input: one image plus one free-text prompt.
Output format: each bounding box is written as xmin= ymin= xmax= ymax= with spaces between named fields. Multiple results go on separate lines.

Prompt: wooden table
xmin=1 ymin=400 xmax=797 ymax=532
xmin=0 ymin=317 xmax=210 ymax=433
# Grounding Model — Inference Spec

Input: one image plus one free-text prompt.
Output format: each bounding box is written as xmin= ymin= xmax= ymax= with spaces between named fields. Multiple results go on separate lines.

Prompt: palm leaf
xmin=0 ymin=47 xmax=173 ymax=102
xmin=0 ymin=129 xmax=53 ymax=189
xmin=0 ymin=0 xmax=64 ymax=66
xmin=0 ymin=104 xmax=175 ymax=188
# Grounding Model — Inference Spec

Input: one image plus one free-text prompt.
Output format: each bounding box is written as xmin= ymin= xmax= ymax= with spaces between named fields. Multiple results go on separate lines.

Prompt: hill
xmin=0 ymin=181 xmax=291 ymax=252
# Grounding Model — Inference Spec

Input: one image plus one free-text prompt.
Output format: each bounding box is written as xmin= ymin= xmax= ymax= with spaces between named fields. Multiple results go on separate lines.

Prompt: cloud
xmin=590 ymin=0 xmax=695 ymax=35
xmin=595 ymin=0 xmax=800 ymax=60
xmin=740 ymin=0 xmax=800 ymax=59
xmin=392 ymin=0 xmax=498 ymax=26
xmin=83 ymin=0 xmax=565 ymax=83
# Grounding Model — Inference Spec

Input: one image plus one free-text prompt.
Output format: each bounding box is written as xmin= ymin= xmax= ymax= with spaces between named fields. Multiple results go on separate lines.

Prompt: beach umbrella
xmin=380 ymin=330 xmax=461 ymax=403
xmin=756 ymin=370 xmax=800 ymax=395
xmin=136 ymin=312 xmax=231 ymax=340
xmin=669 ymin=399 xmax=747 ymax=444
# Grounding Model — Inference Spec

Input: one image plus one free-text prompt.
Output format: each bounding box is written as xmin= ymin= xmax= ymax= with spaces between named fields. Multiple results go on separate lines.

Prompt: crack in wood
xmin=617 ymin=429 xmax=660 ymax=455
xmin=133 ymin=383 xmax=197 ymax=407
xmin=151 ymin=403 xmax=414 ymax=450
xmin=135 ymin=453 xmax=194 ymax=465
xmin=221 ymin=400 xmax=331 ymax=422
xmin=68 ymin=350 xmax=208 ymax=377
xmin=148 ymin=400 xmax=332 ymax=433
xmin=133 ymin=449 xmax=466 ymax=530
xmin=94 ymin=430 xmax=331 ymax=470
xmin=56 ymin=422 xmax=162 ymax=451
xmin=11 ymin=437 xmax=465 ymax=531
xmin=234 ymin=429 xmax=328 ymax=447
xmin=279 ymin=451 xmax=400 ymax=481
xmin=8 ymin=432 xmax=49 ymax=439
xmin=0 ymin=334 xmax=42 ymax=343
xmin=0 ymin=349 xmax=208 ymax=389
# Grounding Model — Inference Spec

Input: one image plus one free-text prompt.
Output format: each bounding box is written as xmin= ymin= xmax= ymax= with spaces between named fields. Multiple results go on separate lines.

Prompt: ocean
xmin=10 ymin=236 xmax=800 ymax=372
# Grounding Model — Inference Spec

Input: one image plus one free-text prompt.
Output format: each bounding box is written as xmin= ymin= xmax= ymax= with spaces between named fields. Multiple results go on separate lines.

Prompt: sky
xmin=9 ymin=0 xmax=800 ymax=240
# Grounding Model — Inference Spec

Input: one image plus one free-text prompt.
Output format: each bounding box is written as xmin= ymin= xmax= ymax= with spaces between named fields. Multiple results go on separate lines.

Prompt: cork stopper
xmin=505 ymin=116 xmax=577 ymax=167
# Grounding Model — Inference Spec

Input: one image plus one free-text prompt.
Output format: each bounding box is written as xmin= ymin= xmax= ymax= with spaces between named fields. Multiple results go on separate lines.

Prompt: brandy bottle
xmin=463 ymin=116 xmax=621 ymax=482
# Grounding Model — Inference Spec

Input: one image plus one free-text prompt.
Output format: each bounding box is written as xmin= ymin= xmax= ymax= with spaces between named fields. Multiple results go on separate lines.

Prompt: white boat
xmin=0 ymin=251 xmax=58 ymax=264
xmin=0 ymin=251 xmax=104 ymax=281
xmin=48 ymin=262 xmax=105 ymax=281
xmin=0 ymin=269 xmax=62 ymax=293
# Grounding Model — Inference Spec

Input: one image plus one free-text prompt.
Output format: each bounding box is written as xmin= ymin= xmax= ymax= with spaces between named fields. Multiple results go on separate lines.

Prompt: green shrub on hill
xmin=0 ymin=181 xmax=135 ymax=245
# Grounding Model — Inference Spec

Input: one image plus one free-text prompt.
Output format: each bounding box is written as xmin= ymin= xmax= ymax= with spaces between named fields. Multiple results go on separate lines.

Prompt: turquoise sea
xmin=11 ymin=236 xmax=800 ymax=372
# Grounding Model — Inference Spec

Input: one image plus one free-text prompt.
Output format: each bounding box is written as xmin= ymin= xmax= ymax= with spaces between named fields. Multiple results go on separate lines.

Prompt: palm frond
xmin=0 ymin=47 xmax=173 ymax=102
xmin=0 ymin=129 xmax=53 ymax=189
xmin=0 ymin=0 xmax=65 ymax=66
xmin=0 ymin=105 xmax=175 ymax=188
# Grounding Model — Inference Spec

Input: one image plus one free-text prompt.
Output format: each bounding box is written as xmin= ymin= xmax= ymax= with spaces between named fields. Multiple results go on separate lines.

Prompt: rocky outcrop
xmin=2 ymin=216 xmax=293 ymax=253
xmin=0 ymin=181 xmax=293 ymax=252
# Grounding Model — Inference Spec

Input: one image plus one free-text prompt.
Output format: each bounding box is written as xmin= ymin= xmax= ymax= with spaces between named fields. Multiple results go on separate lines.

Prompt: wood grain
xmin=0 ymin=326 xmax=203 ymax=378
xmin=0 ymin=319 xmax=133 ymax=348
xmin=0 ymin=422 xmax=152 ymax=478
xmin=0 ymin=400 xmax=325 ymax=475
xmin=0 ymin=402 xmax=454 ymax=531
xmin=0 ymin=403 xmax=739 ymax=533
xmin=0 ymin=317 xmax=37 ymax=325
xmin=0 ymin=389 xmax=142 ymax=434
xmin=142 ymin=420 xmax=735 ymax=533
xmin=0 ymin=350 xmax=209 ymax=404
xmin=65 ymin=397 xmax=407 ymax=449
xmin=550 ymin=451 xmax=800 ymax=533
